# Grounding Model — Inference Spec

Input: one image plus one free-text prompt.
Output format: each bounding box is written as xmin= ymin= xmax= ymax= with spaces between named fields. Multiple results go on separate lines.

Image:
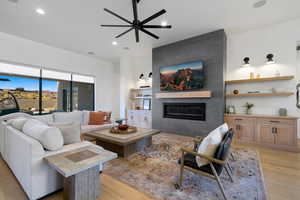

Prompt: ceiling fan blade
xmin=140 ymin=28 xmax=159 ymax=39
xmin=141 ymin=9 xmax=166 ymax=25
xmin=142 ymin=25 xmax=172 ymax=29
xmin=135 ymin=28 xmax=140 ymax=42
xmin=101 ymin=25 xmax=133 ymax=27
xmin=103 ymin=8 xmax=132 ymax=24
xmin=132 ymin=0 xmax=138 ymax=22
xmin=115 ymin=28 xmax=134 ymax=38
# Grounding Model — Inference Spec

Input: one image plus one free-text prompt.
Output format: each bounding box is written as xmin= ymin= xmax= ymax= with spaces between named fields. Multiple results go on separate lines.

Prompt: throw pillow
xmin=23 ymin=119 xmax=64 ymax=151
xmin=196 ymin=127 xmax=223 ymax=167
xmin=88 ymin=112 xmax=106 ymax=125
xmin=219 ymin=123 xmax=229 ymax=136
xmin=7 ymin=117 xmax=28 ymax=131
xmin=53 ymin=111 xmax=83 ymax=125
xmin=49 ymin=123 xmax=81 ymax=145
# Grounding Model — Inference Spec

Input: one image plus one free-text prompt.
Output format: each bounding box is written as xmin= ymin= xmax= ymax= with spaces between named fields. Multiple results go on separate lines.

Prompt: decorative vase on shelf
xmin=245 ymin=109 xmax=252 ymax=115
xmin=243 ymin=102 xmax=254 ymax=115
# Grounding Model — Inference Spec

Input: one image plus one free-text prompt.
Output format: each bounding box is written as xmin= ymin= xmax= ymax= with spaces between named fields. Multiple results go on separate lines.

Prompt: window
xmin=0 ymin=74 xmax=40 ymax=114
xmin=0 ymin=61 xmax=95 ymax=116
xmin=42 ymin=70 xmax=72 ymax=113
xmin=72 ymin=74 xmax=95 ymax=111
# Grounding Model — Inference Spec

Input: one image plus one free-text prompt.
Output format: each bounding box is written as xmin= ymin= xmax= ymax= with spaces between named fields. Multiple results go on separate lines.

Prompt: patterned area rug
xmin=103 ymin=133 xmax=267 ymax=200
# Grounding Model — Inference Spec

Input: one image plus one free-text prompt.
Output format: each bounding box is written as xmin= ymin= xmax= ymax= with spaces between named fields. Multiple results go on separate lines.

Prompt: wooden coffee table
xmin=86 ymin=128 xmax=160 ymax=157
xmin=44 ymin=146 xmax=117 ymax=200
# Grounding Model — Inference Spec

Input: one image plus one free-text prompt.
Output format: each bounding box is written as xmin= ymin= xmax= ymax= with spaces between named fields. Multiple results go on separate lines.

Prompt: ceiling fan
xmin=101 ymin=0 xmax=172 ymax=43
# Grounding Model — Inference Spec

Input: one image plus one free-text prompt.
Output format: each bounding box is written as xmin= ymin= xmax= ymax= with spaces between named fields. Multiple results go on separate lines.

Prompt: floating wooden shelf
xmin=225 ymin=76 xmax=294 ymax=84
xmin=155 ymin=91 xmax=212 ymax=99
xmin=226 ymin=92 xmax=294 ymax=97
xmin=131 ymin=87 xmax=152 ymax=91
xmin=133 ymin=96 xmax=152 ymax=99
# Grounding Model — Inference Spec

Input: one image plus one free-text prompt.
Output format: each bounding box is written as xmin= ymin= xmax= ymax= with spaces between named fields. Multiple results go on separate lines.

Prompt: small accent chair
xmin=178 ymin=129 xmax=234 ymax=200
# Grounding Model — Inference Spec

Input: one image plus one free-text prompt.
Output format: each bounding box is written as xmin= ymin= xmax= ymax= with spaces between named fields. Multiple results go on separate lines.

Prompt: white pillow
xmin=219 ymin=123 xmax=229 ymax=136
xmin=32 ymin=114 xmax=54 ymax=124
xmin=82 ymin=110 xmax=90 ymax=125
xmin=23 ymin=119 xmax=64 ymax=151
xmin=7 ymin=117 xmax=28 ymax=131
xmin=196 ymin=128 xmax=223 ymax=167
xmin=49 ymin=123 xmax=81 ymax=145
xmin=53 ymin=111 xmax=83 ymax=125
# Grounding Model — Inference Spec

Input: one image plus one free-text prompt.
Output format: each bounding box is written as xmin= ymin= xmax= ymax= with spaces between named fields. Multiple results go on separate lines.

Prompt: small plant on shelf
xmin=243 ymin=102 xmax=254 ymax=115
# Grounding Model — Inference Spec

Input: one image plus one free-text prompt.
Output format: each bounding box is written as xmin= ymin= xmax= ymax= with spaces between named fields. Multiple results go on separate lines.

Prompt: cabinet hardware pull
xmin=270 ymin=121 xmax=280 ymax=123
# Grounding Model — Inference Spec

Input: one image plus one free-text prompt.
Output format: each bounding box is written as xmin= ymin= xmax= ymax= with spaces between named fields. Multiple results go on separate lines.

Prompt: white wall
xmin=0 ymin=32 xmax=119 ymax=117
xmin=119 ymin=50 xmax=152 ymax=118
xmin=226 ymin=18 xmax=300 ymax=138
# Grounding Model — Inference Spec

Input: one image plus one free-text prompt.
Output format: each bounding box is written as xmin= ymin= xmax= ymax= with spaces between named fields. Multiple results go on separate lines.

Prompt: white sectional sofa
xmin=0 ymin=111 xmax=114 ymax=200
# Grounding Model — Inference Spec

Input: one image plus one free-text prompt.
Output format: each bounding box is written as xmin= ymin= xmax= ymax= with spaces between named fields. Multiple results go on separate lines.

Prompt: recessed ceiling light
xmin=36 ymin=8 xmax=46 ymax=15
xmin=112 ymin=41 xmax=118 ymax=46
xmin=161 ymin=21 xmax=168 ymax=27
xmin=253 ymin=0 xmax=267 ymax=8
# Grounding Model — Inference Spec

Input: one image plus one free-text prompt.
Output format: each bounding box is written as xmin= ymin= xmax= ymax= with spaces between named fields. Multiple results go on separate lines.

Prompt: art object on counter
xmin=279 ymin=108 xmax=287 ymax=116
xmin=274 ymin=70 xmax=280 ymax=77
xmin=247 ymin=91 xmax=260 ymax=94
xmin=143 ymin=99 xmax=151 ymax=110
xmin=256 ymin=73 xmax=261 ymax=79
xmin=160 ymin=61 xmax=204 ymax=91
xmin=233 ymin=90 xmax=239 ymax=95
xmin=243 ymin=102 xmax=254 ymax=115
xmin=250 ymin=72 xmax=255 ymax=79
xmin=226 ymin=105 xmax=236 ymax=114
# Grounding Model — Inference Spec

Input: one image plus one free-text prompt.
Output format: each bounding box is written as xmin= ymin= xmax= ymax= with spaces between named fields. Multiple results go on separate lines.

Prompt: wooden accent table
xmin=44 ymin=146 xmax=117 ymax=200
xmin=86 ymin=128 xmax=160 ymax=157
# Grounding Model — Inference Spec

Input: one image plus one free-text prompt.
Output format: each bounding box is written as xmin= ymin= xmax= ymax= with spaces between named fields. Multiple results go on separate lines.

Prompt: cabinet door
xmin=257 ymin=123 xmax=275 ymax=145
xmin=234 ymin=118 xmax=255 ymax=142
xmin=140 ymin=111 xmax=152 ymax=129
xmin=275 ymin=125 xmax=296 ymax=146
xmin=127 ymin=110 xmax=138 ymax=126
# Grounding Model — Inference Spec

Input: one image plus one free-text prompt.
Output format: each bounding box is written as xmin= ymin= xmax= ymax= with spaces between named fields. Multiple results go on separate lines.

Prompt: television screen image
xmin=160 ymin=61 xmax=204 ymax=91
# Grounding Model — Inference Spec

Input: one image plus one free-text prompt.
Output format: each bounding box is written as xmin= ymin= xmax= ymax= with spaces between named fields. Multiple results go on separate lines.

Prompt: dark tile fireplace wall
xmin=152 ymin=30 xmax=226 ymax=137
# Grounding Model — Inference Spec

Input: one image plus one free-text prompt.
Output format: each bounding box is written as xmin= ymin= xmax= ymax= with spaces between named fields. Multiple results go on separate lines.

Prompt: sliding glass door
xmin=72 ymin=74 xmax=95 ymax=111
xmin=42 ymin=70 xmax=72 ymax=113
xmin=0 ymin=61 xmax=95 ymax=116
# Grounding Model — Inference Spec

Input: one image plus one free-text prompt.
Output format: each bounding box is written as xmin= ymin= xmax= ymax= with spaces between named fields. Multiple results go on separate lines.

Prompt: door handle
xmin=270 ymin=121 xmax=280 ymax=123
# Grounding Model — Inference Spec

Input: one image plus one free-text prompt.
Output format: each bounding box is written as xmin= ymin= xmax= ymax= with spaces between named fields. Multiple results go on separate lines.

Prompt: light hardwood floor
xmin=0 ymin=140 xmax=299 ymax=200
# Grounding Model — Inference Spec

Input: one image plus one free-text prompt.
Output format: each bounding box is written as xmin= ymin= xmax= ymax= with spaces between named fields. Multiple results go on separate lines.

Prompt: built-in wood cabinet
xmin=127 ymin=110 xmax=152 ymax=129
xmin=225 ymin=114 xmax=299 ymax=152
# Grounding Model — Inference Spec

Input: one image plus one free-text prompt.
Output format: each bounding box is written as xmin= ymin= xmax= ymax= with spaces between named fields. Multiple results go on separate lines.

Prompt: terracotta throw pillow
xmin=88 ymin=112 xmax=106 ymax=125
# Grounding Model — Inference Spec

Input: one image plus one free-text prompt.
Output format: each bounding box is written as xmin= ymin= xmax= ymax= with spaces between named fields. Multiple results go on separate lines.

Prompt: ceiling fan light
xmin=161 ymin=21 xmax=168 ymax=27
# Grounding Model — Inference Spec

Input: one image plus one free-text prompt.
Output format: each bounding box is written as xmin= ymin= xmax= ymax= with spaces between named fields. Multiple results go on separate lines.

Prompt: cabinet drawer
xmin=256 ymin=118 xmax=295 ymax=126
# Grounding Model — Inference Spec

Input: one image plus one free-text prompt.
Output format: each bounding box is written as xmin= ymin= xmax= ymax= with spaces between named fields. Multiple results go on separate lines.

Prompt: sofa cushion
xmin=7 ymin=117 xmax=28 ymax=131
xmin=32 ymin=114 xmax=54 ymax=124
xmin=53 ymin=111 xmax=83 ymax=125
xmin=88 ymin=112 xmax=106 ymax=125
xmin=196 ymin=127 xmax=223 ymax=167
xmin=50 ymin=123 xmax=81 ymax=145
xmin=23 ymin=119 xmax=64 ymax=151
xmin=82 ymin=110 xmax=90 ymax=125
xmin=81 ymin=124 xmax=113 ymax=134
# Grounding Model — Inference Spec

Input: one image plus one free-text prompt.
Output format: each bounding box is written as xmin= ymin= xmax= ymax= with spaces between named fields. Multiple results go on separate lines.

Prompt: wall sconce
xmin=139 ymin=73 xmax=144 ymax=80
xmin=266 ymin=54 xmax=275 ymax=65
xmin=241 ymin=57 xmax=250 ymax=67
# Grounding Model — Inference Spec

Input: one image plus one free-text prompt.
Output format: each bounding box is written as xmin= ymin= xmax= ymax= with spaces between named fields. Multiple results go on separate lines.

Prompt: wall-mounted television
xmin=160 ymin=61 xmax=204 ymax=92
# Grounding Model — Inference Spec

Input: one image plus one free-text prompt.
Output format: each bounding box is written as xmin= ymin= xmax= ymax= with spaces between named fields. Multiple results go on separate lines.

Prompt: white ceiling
xmin=1 ymin=0 xmax=300 ymax=62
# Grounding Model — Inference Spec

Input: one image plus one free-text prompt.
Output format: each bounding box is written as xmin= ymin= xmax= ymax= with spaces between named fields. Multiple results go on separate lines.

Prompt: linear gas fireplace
xmin=163 ymin=103 xmax=206 ymax=121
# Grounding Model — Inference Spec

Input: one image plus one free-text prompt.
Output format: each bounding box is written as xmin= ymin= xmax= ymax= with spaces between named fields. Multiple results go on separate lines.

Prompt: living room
xmin=0 ymin=0 xmax=300 ymax=200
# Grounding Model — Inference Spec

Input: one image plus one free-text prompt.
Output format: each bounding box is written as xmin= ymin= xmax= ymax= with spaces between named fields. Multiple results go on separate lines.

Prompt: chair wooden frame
xmin=179 ymin=138 xmax=234 ymax=200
